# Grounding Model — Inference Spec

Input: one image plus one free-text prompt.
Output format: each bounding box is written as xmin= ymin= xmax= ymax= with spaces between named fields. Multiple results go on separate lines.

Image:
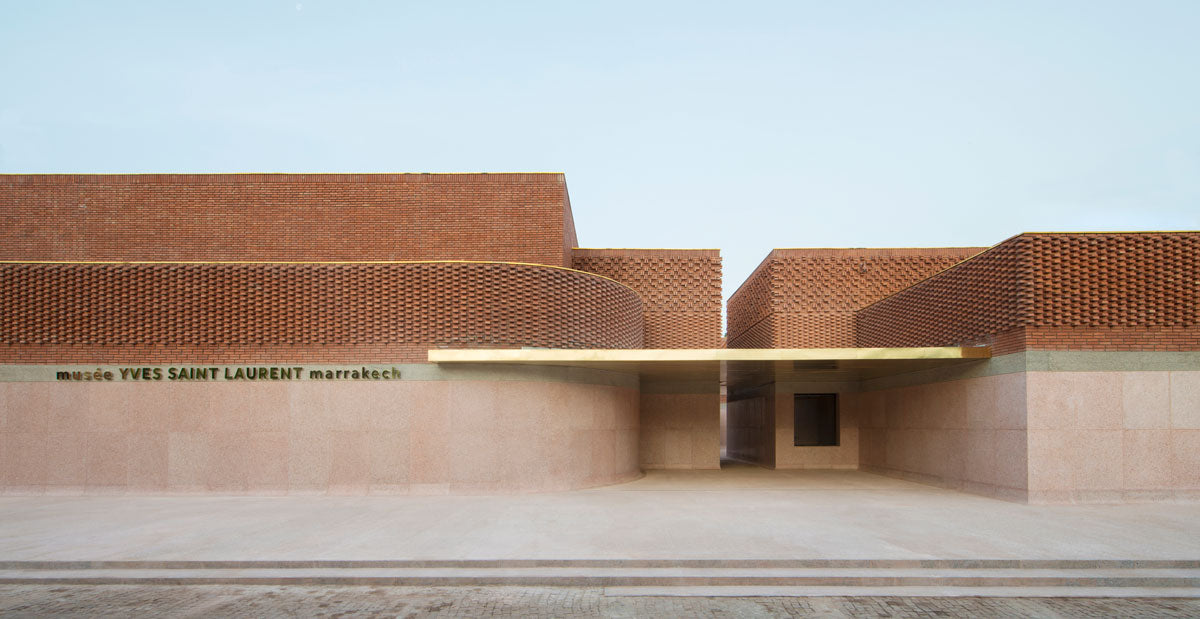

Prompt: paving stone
xmin=2 ymin=586 xmax=1199 ymax=618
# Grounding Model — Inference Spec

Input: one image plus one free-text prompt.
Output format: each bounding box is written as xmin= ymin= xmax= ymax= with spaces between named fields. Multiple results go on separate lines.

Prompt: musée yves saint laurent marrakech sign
xmin=54 ymin=365 xmax=403 ymax=382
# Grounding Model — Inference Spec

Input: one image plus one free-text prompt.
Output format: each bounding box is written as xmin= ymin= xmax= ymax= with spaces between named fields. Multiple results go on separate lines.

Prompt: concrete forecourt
xmin=1 ymin=467 xmax=1199 ymax=597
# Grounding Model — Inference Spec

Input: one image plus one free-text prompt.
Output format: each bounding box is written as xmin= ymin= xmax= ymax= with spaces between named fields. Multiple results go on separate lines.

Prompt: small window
xmin=794 ymin=394 xmax=838 ymax=446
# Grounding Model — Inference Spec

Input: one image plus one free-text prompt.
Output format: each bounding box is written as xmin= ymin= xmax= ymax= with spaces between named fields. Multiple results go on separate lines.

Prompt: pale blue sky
xmin=3 ymin=1 xmax=1198 ymax=313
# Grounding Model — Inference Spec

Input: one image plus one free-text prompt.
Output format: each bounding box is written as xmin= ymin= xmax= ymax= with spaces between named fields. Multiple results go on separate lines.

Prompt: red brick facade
xmin=5 ymin=174 xmax=1196 ymax=360
xmin=855 ymin=233 xmax=1200 ymax=353
xmin=0 ymin=262 xmax=643 ymax=364
xmin=727 ymin=248 xmax=982 ymax=348
xmin=0 ymin=174 xmax=577 ymax=267
xmin=572 ymin=249 xmax=723 ymax=348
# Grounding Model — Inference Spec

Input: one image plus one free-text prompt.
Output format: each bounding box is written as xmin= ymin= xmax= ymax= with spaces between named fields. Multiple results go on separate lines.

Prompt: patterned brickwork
xmin=0 ymin=262 xmax=643 ymax=364
xmin=726 ymin=256 xmax=775 ymax=346
xmin=856 ymin=233 xmax=1200 ymax=352
xmin=1027 ymin=234 xmax=1197 ymax=327
xmin=0 ymin=174 xmax=577 ymax=267
xmin=572 ymin=249 xmax=723 ymax=348
xmin=725 ymin=315 xmax=776 ymax=349
xmin=727 ymin=248 xmax=982 ymax=348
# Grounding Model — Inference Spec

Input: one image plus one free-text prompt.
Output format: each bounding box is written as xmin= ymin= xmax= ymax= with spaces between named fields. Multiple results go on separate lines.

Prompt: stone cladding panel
xmin=572 ymin=249 xmax=722 ymax=348
xmin=727 ymin=248 xmax=981 ymax=348
xmin=856 ymin=233 xmax=1200 ymax=353
xmin=0 ymin=262 xmax=643 ymax=364
xmin=0 ymin=173 xmax=576 ymax=267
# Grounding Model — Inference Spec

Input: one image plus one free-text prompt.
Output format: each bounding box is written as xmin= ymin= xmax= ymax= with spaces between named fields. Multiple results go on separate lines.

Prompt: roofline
xmin=0 ymin=172 xmax=567 ymax=176
xmin=572 ymin=247 xmax=721 ymax=252
xmin=766 ymin=246 xmax=987 ymax=251
xmin=727 ymin=246 xmax=986 ymax=303
xmin=853 ymin=230 xmax=1200 ymax=315
xmin=0 ymin=172 xmax=569 ymax=185
xmin=1019 ymin=230 xmax=1200 ymax=235
xmin=727 ymin=250 xmax=779 ymax=305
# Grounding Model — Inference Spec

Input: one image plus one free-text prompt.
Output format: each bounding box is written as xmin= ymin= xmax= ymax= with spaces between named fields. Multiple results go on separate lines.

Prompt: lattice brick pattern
xmin=855 ymin=233 xmax=1200 ymax=352
xmin=572 ymin=249 xmax=723 ymax=348
xmin=727 ymin=248 xmax=980 ymax=348
xmin=0 ymin=262 xmax=643 ymax=363
xmin=774 ymin=252 xmax=978 ymax=312
xmin=726 ymin=258 xmax=775 ymax=347
xmin=1028 ymin=234 xmax=1198 ymax=327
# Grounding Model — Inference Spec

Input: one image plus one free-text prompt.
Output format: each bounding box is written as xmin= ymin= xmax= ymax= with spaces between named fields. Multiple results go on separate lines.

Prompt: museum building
xmin=0 ymin=173 xmax=1196 ymax=504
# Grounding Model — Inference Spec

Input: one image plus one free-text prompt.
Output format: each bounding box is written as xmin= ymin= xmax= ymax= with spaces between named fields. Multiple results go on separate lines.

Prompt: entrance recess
xmin=430 ymin=347 xmax=990 ymax=475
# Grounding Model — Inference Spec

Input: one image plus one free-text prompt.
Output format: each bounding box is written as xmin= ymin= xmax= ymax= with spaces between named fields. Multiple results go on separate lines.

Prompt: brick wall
xmin=727 ymin=248 xmax=982 ymax=348
xmin=856 ymin=233 xmax=1200 ymax=353
xmin=0 ymin=262 xmax=643 ymax=364
xmin=726 ymin=255 xmax=775 ymax=348
xmin=572 ymin=249 xmax=723 ymax=348
xmin=0 ymin=174 xmax=576 ymax=267
xmin=561 ymin=189 xmax=579 ymax=269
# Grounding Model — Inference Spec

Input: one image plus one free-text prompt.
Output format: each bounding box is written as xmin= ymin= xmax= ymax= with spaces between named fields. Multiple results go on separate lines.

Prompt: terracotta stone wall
xmin=772 ymin=393 xmax=859 ymax=469
xmin=850 ymin=373 xmax=1030 ymax=502
xmin=727 ymin=248 xmax=981 ymax=348
xmin=0 ymin=262 xmax=643 ymax=364
xmin=639 ymin=390 xmax=721 ymax=469
xmin=572 ymin=249 xmax=723 ymax=348
xmin=0 ymin=173 xmax=577 ymax=267
xmin=1025 ymin=370 xmax=1200 ymax=504
xmin=0 ymin=377 xmax=641 ymax=495
xmin=849 ymin=363 xmax=1200 ymax=504
xmin=856 ymin=233 xmax=1200 ymax=354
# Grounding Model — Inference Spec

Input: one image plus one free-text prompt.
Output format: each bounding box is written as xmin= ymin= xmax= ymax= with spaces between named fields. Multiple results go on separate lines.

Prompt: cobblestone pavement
xmin=2 ymin=586 xmax=1199 ymax=618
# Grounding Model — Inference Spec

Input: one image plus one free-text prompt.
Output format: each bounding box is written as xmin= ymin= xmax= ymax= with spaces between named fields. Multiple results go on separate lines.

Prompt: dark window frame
xmin=793 ymin=393 xmax=839 ymax=447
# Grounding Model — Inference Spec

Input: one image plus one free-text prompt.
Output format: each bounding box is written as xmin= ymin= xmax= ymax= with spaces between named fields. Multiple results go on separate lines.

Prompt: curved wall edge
xmin=0 ymin=376 xmax=642 ymax=495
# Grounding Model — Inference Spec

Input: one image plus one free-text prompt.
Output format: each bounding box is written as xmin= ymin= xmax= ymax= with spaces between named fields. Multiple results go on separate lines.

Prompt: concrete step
xmin=605 ymin=585 xmax=1200 ymax=598
xmin=3 ymin=559 xmax=1197 ymax=569
xmin=0 ymin=560 xmax=1198 ymax=596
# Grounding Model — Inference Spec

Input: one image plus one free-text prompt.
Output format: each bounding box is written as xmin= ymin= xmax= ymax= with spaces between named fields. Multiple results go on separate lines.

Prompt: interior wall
xmin=0 ymin=374 xmax=642 ymax=495
xmin=639 ymin=386 xmax=721 ymax=470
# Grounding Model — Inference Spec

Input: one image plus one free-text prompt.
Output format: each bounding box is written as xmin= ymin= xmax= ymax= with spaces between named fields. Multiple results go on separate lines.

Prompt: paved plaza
xmin=2 ymin=466 xmax=1199 ymax=615
xmin=2 ymin=466 xmax=1199 ymax=563
xmin=3 ymin=585 xmax=1200 ymax=618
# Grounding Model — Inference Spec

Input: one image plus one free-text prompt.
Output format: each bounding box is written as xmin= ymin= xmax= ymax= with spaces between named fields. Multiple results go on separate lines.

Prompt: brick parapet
xmin=856 ymin=233 xmax=1200 ymax=352
xmin=0 ymin=173 xmax=576 ymax=267
xmin=0 ymin=261 xmax=644 ymax=364
xmin=726 ymin=253 xmax=776 ymax=348
xmin=572 ymin=249 xmax=722 ymax=348
xmin=728 ymin=247 xmax=981 ymax=348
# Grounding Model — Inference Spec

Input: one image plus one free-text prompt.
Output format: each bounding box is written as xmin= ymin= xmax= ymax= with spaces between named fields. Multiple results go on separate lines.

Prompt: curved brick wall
xmin=0 ymin=262 xmax=643 ymax=364
xmin=856 ymin=233 xmax=1200 ymax=353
